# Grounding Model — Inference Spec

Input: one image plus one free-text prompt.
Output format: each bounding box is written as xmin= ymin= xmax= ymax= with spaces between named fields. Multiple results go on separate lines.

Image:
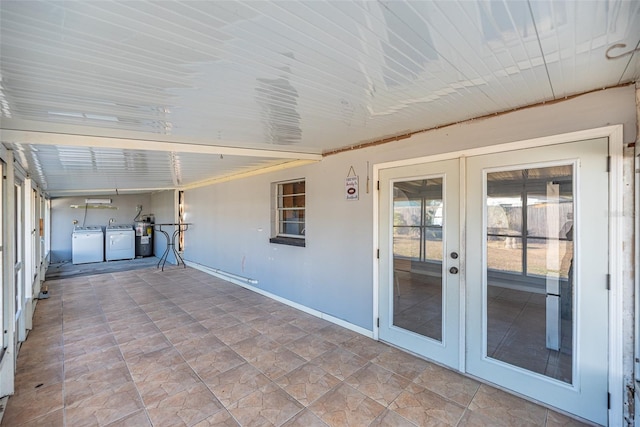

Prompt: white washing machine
xmin=105 ymin=225 xmax=135 ymax=261
xmin=72 ymin=226 xmax=104 ymax=264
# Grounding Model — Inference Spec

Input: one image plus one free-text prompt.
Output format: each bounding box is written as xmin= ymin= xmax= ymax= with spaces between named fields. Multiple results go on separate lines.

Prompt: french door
xmin=378 ymin=158 xmax=461 ymax=369
xmin=378 ymin=137 xmax=609 ymax=424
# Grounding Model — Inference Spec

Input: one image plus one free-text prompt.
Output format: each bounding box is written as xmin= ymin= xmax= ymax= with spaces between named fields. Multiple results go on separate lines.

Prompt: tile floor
xmin=393 ymin=269 xmax=573 ymax=384
xmin=487 ymin=286 xmax=573 ymax=384
xmin=2 ymin=265 xmax=591 ymax=426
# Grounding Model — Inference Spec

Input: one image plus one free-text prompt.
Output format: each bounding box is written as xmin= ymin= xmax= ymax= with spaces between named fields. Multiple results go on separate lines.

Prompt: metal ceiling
xmin=0 ymin=1 xmax=638 ymax=197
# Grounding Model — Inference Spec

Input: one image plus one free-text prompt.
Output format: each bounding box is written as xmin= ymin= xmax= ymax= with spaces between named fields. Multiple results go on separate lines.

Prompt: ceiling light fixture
xmin=85 ymin=198 xmax=112 ymax=204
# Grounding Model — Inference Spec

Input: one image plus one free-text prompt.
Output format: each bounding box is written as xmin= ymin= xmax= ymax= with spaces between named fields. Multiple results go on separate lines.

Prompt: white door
xmin=378 ymin=137 xmax=609 ymax=424
xmin=14 ymin=180 xmax=25 ymax=342
xmin=465 ymin=138 xmax=609 ymax=425
xmin=0 ymin=159 xmax=10 ymax=398
xmin=379 ymin=159 xmax=461 ymax=369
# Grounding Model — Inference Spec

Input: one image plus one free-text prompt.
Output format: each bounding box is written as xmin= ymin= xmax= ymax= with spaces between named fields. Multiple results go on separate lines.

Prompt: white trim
xmin=186 ymin=260 xmax=374 ymax=339
xmin=635 ymin=139 xmax=640 ymax=424
xmin=375 ymin=126 xmax=623 ymax=171
xmin=1 ymin=117 xmax=323 ymax=155
xmin=23 ymin=179 xmax=33 ymax=314
xmin=458 ymin=156 xmax=467 ymax=373
xmin=372 ymin=125 xmax=625 ymax=425
xmin=372 ymin=169 xmax=380 ymax=340
xmin=572 ymin=159 xmax=581 ymax=389
xmin=0 ymin=151 xmax=16 ymax=397
xmin=13 ymin=164 xmax=26 ymax=183
xmin=0 ymin=129 xmax=322 ymax=161
xmin=274 ymin=179 xmax=306 ymax=240
xmin=480 ymin=168 xmax=489 ymax=359
xmin=608 ymin=125 xmax=624 ymax=426
xmin=48 ymin=187 xmax=177 ymax=196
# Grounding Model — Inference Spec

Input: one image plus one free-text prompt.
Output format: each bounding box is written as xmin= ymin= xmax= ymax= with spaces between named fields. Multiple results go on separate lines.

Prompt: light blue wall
xmin=185 ymin=163 xmax=375 ymax=329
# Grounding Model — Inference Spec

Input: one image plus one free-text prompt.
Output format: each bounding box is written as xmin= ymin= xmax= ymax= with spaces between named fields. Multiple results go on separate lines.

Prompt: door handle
xmin=449 ymin=267 xmax=459 ymax=274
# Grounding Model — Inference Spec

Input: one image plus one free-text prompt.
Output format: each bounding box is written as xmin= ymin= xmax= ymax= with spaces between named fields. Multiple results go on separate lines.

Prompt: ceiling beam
xmin=0 ymin=128 xmax=322 ymax=161
xmin=183 ymin=159 xmax=317 ymax=190
xmin=46 ymin=187 xmax=177 ymax=197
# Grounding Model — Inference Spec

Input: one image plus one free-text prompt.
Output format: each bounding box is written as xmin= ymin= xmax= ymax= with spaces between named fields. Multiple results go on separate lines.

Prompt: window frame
xmin=270 ymin=178 xmax=306 ymax=247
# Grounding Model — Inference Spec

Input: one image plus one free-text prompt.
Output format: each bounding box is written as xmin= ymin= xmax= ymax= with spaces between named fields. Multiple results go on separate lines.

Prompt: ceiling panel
xmin=0 ymin=0 xmax=638 ymax=196
xmin=7 ymin=142 xmax=300 ymax=196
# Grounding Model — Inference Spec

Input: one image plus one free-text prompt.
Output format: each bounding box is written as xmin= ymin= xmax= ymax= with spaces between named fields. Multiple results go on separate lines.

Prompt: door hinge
xmin=377 ymin=318 xmax=380 ymax=328
xmin=608 ymin=392 xmax=611 ymax=409
xmin=606 ymin=156 xmax=611 ymax=173
xmin=607 ymin=274 xmax=611 ymax=290
xmin=377 ymin=180 xmax=380 ymax=190
xmin=376 ymin=249 xmax=380 ymax=259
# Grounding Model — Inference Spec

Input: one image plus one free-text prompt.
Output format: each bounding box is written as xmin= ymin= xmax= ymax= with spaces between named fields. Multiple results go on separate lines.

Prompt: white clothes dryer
xmin=105 ymin=225 xmax=135 ymax=261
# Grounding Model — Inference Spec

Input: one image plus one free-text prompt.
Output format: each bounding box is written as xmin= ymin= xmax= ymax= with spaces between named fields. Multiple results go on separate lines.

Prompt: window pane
xmin=276 ymin=180 xmax=305 ymax=238
xmin=424 ymin=204 xmax=442 ymax=227
xmin=487 ymin=203 xmax=522 ymax=237
xmin=487 ymin=171 xmax=523 ymax=274
xmin=395 ymin=199 xmax=422 ymax=227
xmin=279 ymin=221 xmax=305 ymax=236
xmin=282 ymin=209 xmax=305 ymax=221
xmin=424 ymin=226 xmax=443 ymax=262
xmin=487 ymin=237 xmax=523 ymax=273
xmin=527 ymin=239 xmax=574 ymax=279
xmin=292 ymin=181 xmax=305 ymax=194
xmin=281 ymin=182 xmax=293 ymax=194
xmin=279 ymin=194 xmax=304 ymax=208
xmin=393 ymin=226 xmax=420 ymax=259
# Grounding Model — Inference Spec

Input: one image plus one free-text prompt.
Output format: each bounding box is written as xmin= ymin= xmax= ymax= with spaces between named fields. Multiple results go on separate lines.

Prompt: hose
xmin=133 ymin=205 xmax=143 ymax=222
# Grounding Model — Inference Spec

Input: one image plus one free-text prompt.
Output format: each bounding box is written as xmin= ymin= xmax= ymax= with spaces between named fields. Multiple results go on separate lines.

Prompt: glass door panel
xmin=392 ymin=178 xmax=443 ymax=341
xmin=485 ymin=165 xmax=574 ymax=384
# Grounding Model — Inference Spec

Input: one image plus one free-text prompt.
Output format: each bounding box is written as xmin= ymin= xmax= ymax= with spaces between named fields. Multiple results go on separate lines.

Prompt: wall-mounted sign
xmin=345 ymin=176 xmax=359 ymax=200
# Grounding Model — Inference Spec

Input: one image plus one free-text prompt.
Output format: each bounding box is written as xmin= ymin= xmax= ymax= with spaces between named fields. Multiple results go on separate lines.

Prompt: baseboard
xmin=185 ymin=260 xmax=374 ymax=339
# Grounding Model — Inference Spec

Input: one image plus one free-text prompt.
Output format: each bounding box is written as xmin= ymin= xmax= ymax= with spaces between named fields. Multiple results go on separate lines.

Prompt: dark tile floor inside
xmin=393 ymin=271 xmax=573 ymax=384
xmin=2 ymin=265 xmax=590 ymax=426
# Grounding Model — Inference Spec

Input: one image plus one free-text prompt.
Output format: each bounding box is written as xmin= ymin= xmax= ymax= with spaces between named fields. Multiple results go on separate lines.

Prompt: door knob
xmin=450 ymin=252 xmax=458 ymax=259
xmin=449 ymin=267 xmax=459 ymax=274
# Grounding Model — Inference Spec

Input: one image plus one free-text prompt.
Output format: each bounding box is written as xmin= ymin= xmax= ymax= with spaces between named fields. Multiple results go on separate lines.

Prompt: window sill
xmin=269 ymin=237 xmax=306 ymax=247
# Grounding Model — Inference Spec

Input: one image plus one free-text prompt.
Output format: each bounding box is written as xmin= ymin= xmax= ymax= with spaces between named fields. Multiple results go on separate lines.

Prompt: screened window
xmin=270 ymin=179 xmax=305 ymax=246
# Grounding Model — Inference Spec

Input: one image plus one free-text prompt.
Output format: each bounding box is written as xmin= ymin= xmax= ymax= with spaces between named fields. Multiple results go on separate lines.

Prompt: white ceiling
xmin=0 ymin=0 xmax=638 ymax=197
